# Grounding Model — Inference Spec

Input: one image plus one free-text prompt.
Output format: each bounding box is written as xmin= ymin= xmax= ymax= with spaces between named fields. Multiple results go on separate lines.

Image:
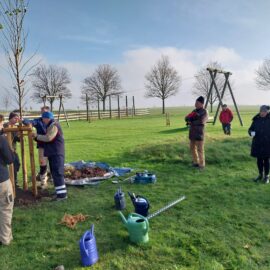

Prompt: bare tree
xmin=31 ymin=64 xmax=72 ymax=110
xmin=0 ymin=0 xmax=38 ymax=117
xmin=192 ymin=61 xmax=226 ymax=113
xmin=255 ymin=58 xmax=270 ymax=91
xmin=81 ymin=64 xmax=122 ymax=111
xmin=1 ymin=92 xmax=11 ymax=112
xmin=145 ymin=55 xmax=181 ymax=114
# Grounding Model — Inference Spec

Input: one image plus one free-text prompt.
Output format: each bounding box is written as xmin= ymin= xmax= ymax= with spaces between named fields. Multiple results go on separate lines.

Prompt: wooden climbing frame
xmin=3 ymin=124 xmax=37 ymax=197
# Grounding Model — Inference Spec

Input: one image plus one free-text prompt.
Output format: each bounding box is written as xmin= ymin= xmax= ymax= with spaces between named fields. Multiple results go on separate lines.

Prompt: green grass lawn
xmin=1 ymin=106 xmax=270 ymax=270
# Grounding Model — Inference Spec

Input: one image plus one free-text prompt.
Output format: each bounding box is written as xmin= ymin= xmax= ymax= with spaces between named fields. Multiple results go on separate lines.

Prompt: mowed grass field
xmin=1 ymin=106 xmax=270 ymax=270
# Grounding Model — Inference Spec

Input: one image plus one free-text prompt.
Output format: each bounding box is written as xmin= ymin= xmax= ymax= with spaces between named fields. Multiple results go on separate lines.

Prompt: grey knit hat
xmin=260 ymin=105 xmax=270 ymax=112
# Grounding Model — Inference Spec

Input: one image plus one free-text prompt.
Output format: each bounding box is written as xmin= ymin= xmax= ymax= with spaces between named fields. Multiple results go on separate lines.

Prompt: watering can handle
xmin=91 ymin=224 xmax=94 ymax=236
xmin=145 ymin=216 xmax=149 ymax=232
xmin=82 ymin=224 xmax=94 ymax=254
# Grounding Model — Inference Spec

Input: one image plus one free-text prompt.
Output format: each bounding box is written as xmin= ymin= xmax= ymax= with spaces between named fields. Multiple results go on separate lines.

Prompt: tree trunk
xmin=102 ymin=99 xmax=106 ymax=111
xmin=162 ymin=98 xmax=165 ymax=114
xmin=50 ymin=100 xmax=53 ymax=111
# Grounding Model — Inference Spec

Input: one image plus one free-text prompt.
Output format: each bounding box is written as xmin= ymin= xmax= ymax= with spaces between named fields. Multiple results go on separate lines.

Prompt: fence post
xmin=98 ymin=99 xmax=101 ymax=119
xmin=86 ymin=94 xmax=89 ymax=122
xmin=125 ymin=95 xmax=128 ymax=117
xmin=132 ymin=96 xmax=135 ymax=116
xmin=109 ymin=95 xmax=112 ymax=119
xmin=117 ymin=95 xmax=120 ymax=119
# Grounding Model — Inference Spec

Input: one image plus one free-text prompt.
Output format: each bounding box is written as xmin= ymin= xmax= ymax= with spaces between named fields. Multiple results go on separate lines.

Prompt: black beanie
xmin=9 ymin=112 xmax=19 ymax=120
xmin=196 ymin=96 xmax=205 ymax=104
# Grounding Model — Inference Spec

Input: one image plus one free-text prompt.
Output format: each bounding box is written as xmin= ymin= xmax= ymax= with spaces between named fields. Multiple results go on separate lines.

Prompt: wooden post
xmin=205 ymin=70 xmax=217 ymax=109
xmin=132 ymin=96 xmax=135 ymax=116
xmin=42 ymin=95 xmax=46 ymax=107
xmin=213 ymin=73 xmax=229 ymax=125
xmin=6 ymin=132 xmax=15 ymax=197
xmin=166 ymin=113 xmax=170 ymax=126
xmin=19 ymin=128 xmax=28 ymax=191
xmin=117 ymin=95 xmax=120 ymax=119
xmin=109 ymin=95 xmax=112 ymax=119
xmin=227 ymin=80 xmax=243 ymax=126
xmin=28 ymin=131 xmax=37 ymax=197
xmin=125 ymin=96 xmax=128 ymax=117
xmin=97 ymin=99 xmax=101 ymax=119
xmin=4 ymin=125 xmax=37 ymax=197
xmin=86 ymin=94 xmax=89 ymax=122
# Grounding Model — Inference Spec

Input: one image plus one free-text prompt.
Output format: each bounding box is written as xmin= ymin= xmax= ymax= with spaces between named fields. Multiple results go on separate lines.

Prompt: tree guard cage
xmin=205 ymin=68 xmax=243 ymax=126
xmin=41 ymin=94 xmax=69 ymax=127
xmin=3 ymin=124 xmax=37 ymax=197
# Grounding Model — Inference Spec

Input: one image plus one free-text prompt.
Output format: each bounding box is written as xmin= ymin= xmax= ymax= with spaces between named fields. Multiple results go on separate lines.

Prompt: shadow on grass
xmin=106 ymin=136 xmax=253 ymax=167
xmin=159 ymin=127 xmax=188 ymax=134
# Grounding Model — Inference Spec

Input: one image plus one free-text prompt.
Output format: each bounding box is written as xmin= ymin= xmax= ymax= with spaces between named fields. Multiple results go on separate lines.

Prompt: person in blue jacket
xmin=33 ymin=112 xmax=67 ymax=201
xmin=23 ymin=106 xmax=50 ymax=189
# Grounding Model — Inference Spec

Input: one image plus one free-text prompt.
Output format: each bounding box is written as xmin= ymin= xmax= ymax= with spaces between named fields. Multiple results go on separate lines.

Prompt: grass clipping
xmin=59 ymin=213 xmax=89 ymax=229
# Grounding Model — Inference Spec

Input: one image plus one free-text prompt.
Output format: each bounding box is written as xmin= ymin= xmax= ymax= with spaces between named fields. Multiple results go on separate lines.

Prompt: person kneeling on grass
xmin=32 ymin=112 xmax=67 ymax=201
xmin=248 ymin=105 xmax=270 ymax=184
xmin=23 ymin=106 xmax=50 ymax=189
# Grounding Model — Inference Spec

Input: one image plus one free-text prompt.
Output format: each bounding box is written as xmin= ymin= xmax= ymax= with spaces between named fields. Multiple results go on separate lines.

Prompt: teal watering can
xmin=118 ymin=211 xmax=149 ymax=244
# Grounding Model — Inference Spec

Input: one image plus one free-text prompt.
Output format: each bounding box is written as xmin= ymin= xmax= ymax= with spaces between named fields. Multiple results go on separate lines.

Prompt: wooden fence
xmin=21 ymin=108 xmax=150 ymax=122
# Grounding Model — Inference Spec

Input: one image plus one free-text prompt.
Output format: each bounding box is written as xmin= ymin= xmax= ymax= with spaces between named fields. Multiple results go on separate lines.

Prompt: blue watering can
xmin=114 ymin=187 xmax=126 ymax=210
xmin=79 ymin=224 xmax=99 ymax=267
xmin=128 ymin=192 xmax=150 ymax=217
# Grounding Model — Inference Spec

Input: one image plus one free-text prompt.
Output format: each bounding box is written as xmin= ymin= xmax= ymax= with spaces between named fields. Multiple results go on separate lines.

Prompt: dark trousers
xmin=257 ymin=157 xmax=270 ymax=176
xmin=13 ymin=152 xmax=20 ymax=184
xmin=48 ymin=155 xmax=67 ymax=198
xmin=222 ymin=123 xmax=231 ymax=135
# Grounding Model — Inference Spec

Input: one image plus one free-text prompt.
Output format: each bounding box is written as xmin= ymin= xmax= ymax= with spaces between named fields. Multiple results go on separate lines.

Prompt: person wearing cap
xmin=33 ymin=111 xmax=67 ymax=201
xmin=185 ymin=96 xmax=208 ymax=169
xmin=23 ymin=106 xmax=50 ymax=189
xmin=248 ymin=105 xmax=270 ymax=184
xmin=0 ymin=134 xmax=15 ymax=245
xmin=219 ymin=104 xmax=233 ymax=135
xmin=3 ymin=112 xmax=21 ymax=186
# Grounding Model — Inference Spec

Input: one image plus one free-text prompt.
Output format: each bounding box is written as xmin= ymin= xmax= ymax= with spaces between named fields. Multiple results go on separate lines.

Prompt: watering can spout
xmin=118 ymin=211 xmax=127 ymax=225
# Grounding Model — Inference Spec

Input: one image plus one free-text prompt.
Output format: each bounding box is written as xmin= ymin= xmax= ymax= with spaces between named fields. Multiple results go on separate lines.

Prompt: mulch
xmin=14 ymin=186 xmax=53 ymax=207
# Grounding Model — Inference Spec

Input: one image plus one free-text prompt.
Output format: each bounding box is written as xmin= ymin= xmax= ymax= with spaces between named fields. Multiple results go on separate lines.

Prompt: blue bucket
xmin=79 ymin=224 xmax=99 ymax=267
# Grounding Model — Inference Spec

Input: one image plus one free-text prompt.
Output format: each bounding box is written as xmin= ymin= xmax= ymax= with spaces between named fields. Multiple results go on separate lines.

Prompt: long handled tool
xmin=147 ymin=195 xmax=186 ymax=220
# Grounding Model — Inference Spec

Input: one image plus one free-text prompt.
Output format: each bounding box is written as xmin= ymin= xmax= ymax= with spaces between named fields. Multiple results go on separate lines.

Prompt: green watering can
xmin=118 ymin=211 xmax=149 ymax=244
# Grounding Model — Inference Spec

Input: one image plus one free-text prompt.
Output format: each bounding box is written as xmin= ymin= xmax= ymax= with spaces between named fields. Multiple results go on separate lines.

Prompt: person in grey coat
xmin=248 ymin=105 xmax=270 ymax=184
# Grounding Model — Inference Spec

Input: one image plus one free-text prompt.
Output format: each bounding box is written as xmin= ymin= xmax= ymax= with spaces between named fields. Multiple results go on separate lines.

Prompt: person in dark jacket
xmin=0 ymin=135 xmax=15 ymax=245
xmin=0 ymin=114 xmax=4 ymax=134
xmin=3 ymin=112 xmax=21 ymax=186
xmin=33 ymin=112 xmax=67 ymax=201
xmin=248 ymin=105 xmax=270 ymax=184
xmin=23 ymin=106 xmax=50 ymax=189
xmin=185 ymin=96 xmax=208 ymax=169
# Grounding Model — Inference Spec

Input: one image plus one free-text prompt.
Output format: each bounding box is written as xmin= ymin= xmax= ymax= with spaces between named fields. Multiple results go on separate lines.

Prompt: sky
xmin=1 ymin=0 xmax=270 ymax=110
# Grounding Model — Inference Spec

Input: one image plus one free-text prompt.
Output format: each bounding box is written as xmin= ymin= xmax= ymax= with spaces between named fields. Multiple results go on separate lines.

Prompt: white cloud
xmin=1 ymin=46 xmax=269 ymax=110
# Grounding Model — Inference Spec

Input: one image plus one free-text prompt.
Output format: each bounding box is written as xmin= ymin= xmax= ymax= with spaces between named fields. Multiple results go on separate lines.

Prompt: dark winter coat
xmin=248 ymin=113 xmax=270 ymax=158
xmin=36 ymin=120 xmax=65 ymax=157
xmin=23 ymin=117 xmax=46 ymax=148
xmin=0 ymin=135 xmax=14 ymax=183
xmin=185 ymin=108 xmax=208 ymax=141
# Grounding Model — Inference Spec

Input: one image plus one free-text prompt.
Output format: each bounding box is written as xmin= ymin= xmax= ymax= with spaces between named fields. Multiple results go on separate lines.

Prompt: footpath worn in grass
xmin=1 ymin=106 xmax=270 ymax=270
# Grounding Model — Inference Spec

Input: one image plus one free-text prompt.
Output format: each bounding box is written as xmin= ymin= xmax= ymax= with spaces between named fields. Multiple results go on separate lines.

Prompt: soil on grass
xmin=14 ymin=186 xmax=53 ymax=207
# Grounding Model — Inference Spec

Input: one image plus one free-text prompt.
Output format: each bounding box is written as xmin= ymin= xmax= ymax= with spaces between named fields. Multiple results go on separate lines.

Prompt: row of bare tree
xmin=1 ymin=0 xmax=270 ymax=116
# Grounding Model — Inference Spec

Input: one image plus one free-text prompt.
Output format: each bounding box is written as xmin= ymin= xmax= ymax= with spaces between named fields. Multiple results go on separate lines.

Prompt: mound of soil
xmin=14 ymin=186 xmax=53 ymax=207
